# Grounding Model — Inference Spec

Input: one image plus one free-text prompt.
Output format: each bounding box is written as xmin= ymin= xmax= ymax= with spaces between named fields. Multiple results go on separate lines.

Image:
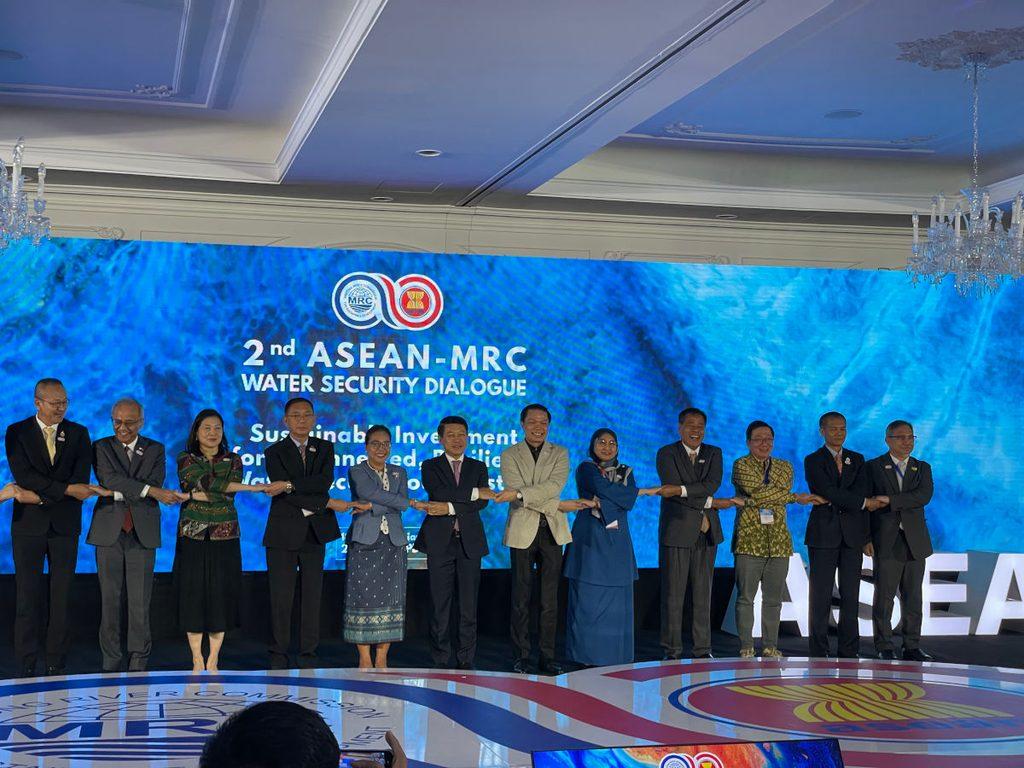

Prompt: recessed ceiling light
xmin=370 ymin=195 xmax=394 ymax=203
xmin=824 ymin=109 xmax=863 ymax=120
xmin=0 ymin=49 xmax=24 ymax=61
xmin=416 ymin=149 xmax=442 ymax=158
xmin=714 ymin=213 xmax=738 ymax=220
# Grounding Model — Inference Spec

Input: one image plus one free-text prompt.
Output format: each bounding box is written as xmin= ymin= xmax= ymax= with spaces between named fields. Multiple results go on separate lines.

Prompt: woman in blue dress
xmin=343 ymin=425 xmax=410 ymax=670
xmin=565 ymin=428 xmax=663 ymax=667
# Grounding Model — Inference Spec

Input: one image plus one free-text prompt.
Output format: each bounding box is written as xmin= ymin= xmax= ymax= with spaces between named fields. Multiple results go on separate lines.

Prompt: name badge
xmin=759 ymin=508 xmax=775 ymax=525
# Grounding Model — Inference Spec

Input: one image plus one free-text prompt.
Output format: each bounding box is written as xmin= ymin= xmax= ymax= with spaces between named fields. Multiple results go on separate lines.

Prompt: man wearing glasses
xmin=88 ymin=397 xmax=186 ymax=671
xmin=867 ymin=420 xmax=934 ymax=661
xmin=4 ymin=378 xmax=95 ymax=676
xmin=261 ymin=398 xmax=340 ymax=669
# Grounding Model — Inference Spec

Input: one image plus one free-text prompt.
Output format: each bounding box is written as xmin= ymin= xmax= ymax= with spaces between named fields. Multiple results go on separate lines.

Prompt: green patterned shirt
xmin=176 ymin=450 xmax=242 ymax=540
xmin=731 ymin=454 xmax=795 ymax=558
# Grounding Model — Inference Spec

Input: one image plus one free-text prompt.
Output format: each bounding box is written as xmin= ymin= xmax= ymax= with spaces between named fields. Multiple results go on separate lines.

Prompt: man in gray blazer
xmin=89 ymin=397 xmax=184 ymax=672
xmin=500 ymin=404 xmax=575 ymax=675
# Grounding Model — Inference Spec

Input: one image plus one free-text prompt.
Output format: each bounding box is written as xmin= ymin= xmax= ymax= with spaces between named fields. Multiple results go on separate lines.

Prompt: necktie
xmin=122 ymin=444 xmax=134 ymax=533
xmin=43 ymin=426 xmax=56 ymax=463
xmin=835 ymin=450 xmax=843 ymax=476
xmin=895 ymin=460 xmax=906 ymax=491
xmin=299 ymin=442 xmax=307 ymax=467
xmin=451 ymin=459 xmax=462 ymax=533
xmin=688 ymin=450 xmax=697 ymax=466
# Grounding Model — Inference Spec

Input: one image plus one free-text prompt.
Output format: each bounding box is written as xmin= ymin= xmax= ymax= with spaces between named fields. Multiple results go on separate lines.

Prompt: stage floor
xmin=1 ymin=658 xmax=1023 ymax=767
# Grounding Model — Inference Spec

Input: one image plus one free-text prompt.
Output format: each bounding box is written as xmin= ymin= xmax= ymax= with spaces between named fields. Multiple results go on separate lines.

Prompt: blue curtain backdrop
xmin=1 ymin=237 xmax=1020 ymax=572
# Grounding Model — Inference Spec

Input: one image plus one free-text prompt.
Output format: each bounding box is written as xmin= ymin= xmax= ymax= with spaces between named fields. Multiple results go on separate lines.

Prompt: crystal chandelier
xmin=907 ymin=53 xmax=1024 ymax=296
xmin=0 ymin=137 xmax=51 ymax=250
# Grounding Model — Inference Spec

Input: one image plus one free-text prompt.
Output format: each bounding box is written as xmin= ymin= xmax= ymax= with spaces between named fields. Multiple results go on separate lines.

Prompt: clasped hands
xmin=864 ymin=495 xmax=889 ymax=511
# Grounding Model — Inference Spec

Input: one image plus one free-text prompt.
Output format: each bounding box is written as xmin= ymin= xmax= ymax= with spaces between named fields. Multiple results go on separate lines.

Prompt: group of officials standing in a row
xmin=2 ymin=378 xmax=933 ymax=677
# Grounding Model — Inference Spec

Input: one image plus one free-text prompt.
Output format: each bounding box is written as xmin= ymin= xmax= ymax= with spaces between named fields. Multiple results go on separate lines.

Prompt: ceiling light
xmin=714 ymin=213 xmax=738 ymax=220
xmin=370 ymin=195 xmax=394 ymax=203
xmin=902 ymin=41 xmax=1024 ymax=295
xmin=824 ymin=109 xmax=863 ymax=120
xmin=1 ymin=137 xmax=51 ymax=250
xmin=415 ymin=149 xmax=442 ymax=158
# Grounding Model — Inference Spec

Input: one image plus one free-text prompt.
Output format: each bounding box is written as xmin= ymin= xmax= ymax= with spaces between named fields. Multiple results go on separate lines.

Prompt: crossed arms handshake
xmin=1 ymin=481 xmax=188 ymax=505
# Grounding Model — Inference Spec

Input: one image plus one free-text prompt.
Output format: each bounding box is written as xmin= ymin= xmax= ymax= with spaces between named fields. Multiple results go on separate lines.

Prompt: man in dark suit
xmin=4 ymin=378 xmax=95 ymax=676
xmin=413 ymin=415 xmax=491 ymax=669
xmin=803 ymin=411 xmax=878 ymax=659
xmin=88 ymin=397 xmax=185 ymax=672
xmin=655 ymin=407 xmax=731 ymax=660
xmin=262 ymin=398 xmax=340 ymax=669
xmin=867 ymin=419 xmax=934 ymax=662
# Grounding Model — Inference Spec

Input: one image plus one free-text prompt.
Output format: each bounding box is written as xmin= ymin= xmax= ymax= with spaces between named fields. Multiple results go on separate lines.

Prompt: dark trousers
xmin=266 ymin=527 xmax=326 ymax=663
xmin=659 ymin=541 xmax=715 ymax=657
xmin=808 ymin=544 xmax=863 ymax=658
xmin=426 ymin=534 xmax=481 ymax=666
xmin=510 ymin=519 xmax=562 ymax=662
xmin=872 ymin=531 xmax=925 ymax=651
xmin=12 ymin=529 xmax=78 ymax=669
xmin=96 ymin=529 xmax=156 ymax=671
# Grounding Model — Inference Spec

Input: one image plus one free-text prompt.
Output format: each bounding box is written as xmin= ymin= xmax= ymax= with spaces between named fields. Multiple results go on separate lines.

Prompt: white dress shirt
xmin=291 ymin=436 xmax=314 ymax=517
xmin=113 ymin=437 xmax=151 ymax=501
xmin=445 ymin=453 xmax=479 ymax=514
xmin=677 ymin=443 xmax=713 ymax=510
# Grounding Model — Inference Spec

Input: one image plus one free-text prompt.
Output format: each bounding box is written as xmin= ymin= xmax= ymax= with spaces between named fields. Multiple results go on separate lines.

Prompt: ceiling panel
xmin=626 ymin=0 xmax=1024 ymax=162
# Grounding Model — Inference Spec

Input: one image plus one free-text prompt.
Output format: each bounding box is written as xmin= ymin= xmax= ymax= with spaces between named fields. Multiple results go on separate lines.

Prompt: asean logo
xmin=674 ymin=675 xmax=1024 ymax=743
xmin=331 ymin=272 xmax=443 ymax=331
xmin=658 ymin=754 xmax=724 ymax=768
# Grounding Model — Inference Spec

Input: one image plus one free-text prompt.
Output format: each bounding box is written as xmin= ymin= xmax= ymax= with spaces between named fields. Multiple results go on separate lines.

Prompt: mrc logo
xmin=332 ymin=272 xmax=443 ymax=331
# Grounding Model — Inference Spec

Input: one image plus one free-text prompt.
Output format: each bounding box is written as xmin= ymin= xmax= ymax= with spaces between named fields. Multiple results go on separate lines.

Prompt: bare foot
xmin=357 ymin=661 xmax=373 ymax=670
xmin=191 ymin=659 xmax=204 ymax=674
xmin=206 ymin=657 xmax=219 ymax=673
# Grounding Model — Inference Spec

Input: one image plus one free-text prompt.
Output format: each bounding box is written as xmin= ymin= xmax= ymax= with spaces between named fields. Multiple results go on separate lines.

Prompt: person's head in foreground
xmin=200 ymin=701 xmax=406 ymax=768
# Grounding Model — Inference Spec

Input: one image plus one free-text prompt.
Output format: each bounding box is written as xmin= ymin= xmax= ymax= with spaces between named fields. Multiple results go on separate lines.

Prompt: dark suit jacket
xmin=655 ymin=442 xmax=723 ymax=547
xmin=414 ymin=454 xmax=489 ymax=559
xmin=88 ymin=435 xmax=165 ymax=548
xmin=803 ymin=445 xmax=871 ymax=549
xmin=5 ymin=416 xmax=91 ymax=537
xmin=867 ymin=453 xmax=934 ymax=560
xmin=262 ymin=436 xmax=340 ymax=549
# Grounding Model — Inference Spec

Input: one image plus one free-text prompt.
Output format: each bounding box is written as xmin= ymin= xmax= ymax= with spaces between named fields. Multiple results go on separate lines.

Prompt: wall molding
xmin=43 ymin=182 xmax=911 ymax=270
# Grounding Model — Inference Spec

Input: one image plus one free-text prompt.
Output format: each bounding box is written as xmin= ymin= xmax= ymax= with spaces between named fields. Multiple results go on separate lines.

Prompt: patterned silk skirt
xmin=343 ymin=536 xmax=407 ymax=644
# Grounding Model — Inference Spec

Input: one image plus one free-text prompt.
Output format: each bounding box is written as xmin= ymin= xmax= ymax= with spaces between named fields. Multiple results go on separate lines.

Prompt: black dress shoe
xmin=662 ymin=652 xmax=682 ymax=661
xmin=694 ymin=653 xmax=715 ymax=659
xmin=538 ymin=659 xmax=564 ymax=676
xmin=456 ymin=661 xmax=473 ymax=670
xmin=19 ymin=665 xmax=36 ymax=678
xmin=512 ymin=658 xmax=534 ymax=674
xmin=269 ymin=654 xmax=289 ymax=670
xmin=297 ymin=654 xmax=319 ymax=670
xmin=45 ymin=665 xmax=66 ymax=677
xmin=876 ymin=649 xmax=896 ymax=660
xmin=902 ymin=648 xmax=933 ymax=662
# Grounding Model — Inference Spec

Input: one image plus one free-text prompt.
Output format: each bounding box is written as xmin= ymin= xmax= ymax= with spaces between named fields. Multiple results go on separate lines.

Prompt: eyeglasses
xmin=595 ymin=439 xmax=617 ymax=447
xmin=367 ymin=441 xmax=391 ymax=450
xmin=887 ymin=434 xmax=916 ymax=441
xmin=39 ymin=399 xmax=69 ymax=408
xmin=112 ymin=419 xmax=141 ymax=428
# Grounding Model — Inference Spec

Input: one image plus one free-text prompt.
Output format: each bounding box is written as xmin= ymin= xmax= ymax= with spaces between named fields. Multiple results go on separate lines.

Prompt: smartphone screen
xmin=339 ymin=750 xmax=391 ymax=767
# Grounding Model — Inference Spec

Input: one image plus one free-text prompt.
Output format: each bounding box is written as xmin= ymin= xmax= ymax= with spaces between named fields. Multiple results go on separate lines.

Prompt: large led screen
xmin=0 ymin=238 xmax=1020 ymax=572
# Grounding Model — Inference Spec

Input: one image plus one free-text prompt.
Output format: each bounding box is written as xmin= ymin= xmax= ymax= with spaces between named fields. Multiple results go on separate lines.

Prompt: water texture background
xmin=0 ymin=238 xmax=1019 ymax=572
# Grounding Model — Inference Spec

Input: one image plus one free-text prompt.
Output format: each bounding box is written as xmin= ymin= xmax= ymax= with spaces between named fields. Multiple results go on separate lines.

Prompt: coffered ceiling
xmin=2 ymin=0 xmax=1022 ymax=226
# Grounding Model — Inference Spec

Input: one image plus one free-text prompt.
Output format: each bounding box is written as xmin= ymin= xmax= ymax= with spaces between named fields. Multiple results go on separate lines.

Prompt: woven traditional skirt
xmin=343 ymin=536 xmax=407 ymax=644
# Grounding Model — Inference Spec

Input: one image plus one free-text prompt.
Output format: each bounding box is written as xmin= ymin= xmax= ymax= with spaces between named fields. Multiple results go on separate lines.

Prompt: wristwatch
xmin=285 ymin=482 xmax=294 ymax=493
